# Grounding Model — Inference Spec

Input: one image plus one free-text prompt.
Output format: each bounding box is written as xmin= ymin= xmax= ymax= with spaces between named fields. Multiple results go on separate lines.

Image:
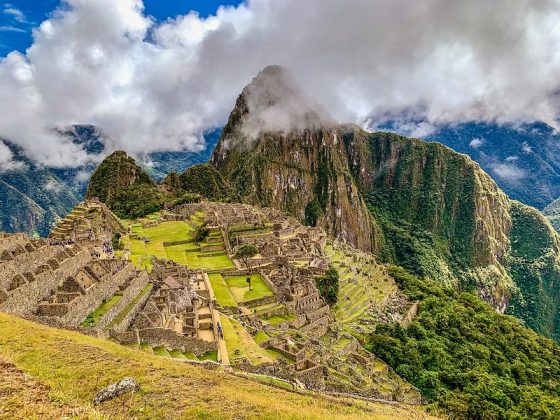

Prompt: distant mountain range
xmin=0 ymin=126 xmax=219 ymax=236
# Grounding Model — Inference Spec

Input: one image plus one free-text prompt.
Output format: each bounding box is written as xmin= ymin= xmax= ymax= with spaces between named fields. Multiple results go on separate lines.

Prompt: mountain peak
xmin=221 ymin=65 xmax=333 ymax=143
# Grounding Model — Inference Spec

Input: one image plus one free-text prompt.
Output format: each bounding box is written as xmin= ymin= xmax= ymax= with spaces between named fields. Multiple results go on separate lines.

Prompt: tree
xmin=193 ymin=223 xmax=209 ymax=243
xmin=111 ymin=232 xmax=123 ymax=250
xmin=315 ymin=266 xmax=339 ymax=305
xmin=234 ymin=244 xmax=258 ymax=272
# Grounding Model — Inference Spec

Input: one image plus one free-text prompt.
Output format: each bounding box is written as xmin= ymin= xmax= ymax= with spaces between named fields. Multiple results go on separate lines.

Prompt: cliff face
xmin=212 ymin=66 xmax=381 ymax=252
xmin=211 ymin=65 xmax=560 ymax=340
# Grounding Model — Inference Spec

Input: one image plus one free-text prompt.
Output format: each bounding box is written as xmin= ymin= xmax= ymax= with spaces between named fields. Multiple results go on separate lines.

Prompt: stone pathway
xmin=213 ymin=309 xmax=230 ymax=365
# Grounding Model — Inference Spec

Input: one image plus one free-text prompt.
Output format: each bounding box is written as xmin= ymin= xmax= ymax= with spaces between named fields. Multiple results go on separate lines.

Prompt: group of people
xmin=101 ymin=241 xmax=114 ymax=256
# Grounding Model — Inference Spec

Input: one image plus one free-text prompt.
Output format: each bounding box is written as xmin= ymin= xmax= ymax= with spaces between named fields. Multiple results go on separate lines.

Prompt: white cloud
xmin=0 ymin=140 xmax=25 ymax=171
xmin=492 ymin=163 xmax=526 ymax=181
xmin=44 ymin=178 xmax=63 ymax=192
xmin=469 ymin=137 xmax=484 ymax=148
xmin=3 ymin=6 xmax=26 ymax=23
xmin=1 ymin=0 xmax=560 ymax=168
xmin=0 ymin=25 xmax=24 ymax=32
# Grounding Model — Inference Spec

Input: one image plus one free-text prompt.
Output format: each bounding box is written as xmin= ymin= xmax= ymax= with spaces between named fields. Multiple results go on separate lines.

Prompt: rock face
xmin=92 ymin=378 xmax=140 ymax=405
xmin=212 ymin=66 xmax=382 ymax=253
xmin=211 ymin=65 xmax=560 ymax=340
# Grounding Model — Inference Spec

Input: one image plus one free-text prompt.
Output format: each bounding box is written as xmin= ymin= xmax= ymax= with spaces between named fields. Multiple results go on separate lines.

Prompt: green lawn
xmin=263 ymin=314 xmax=295 ymax=325
xmin=220 ymin=315 xmax=272 ymax=364
xmin=153 ymin=346 xmax=171 ymax=358
xmin=199 ymin=351 xmax=218 ymax=362
xmin=141 ymin=221 xmax=193 ymax=242
xmin=164 ymin=244 xmax=190 ymax=265
xmin=190 ymin=253 xmax=235 ymax=270
xmin=208 ymin=273 xmax=237 ymax=307
xmin=225 ymin=274 xmax=273 ymax=303
xmin=81 ymin=295 xmax=123 ymax=327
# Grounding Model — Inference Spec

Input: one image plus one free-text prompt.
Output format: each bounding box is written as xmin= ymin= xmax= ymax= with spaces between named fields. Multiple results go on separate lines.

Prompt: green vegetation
xmin=193 ymin=223 xmax=210 ymax=243
xmin=207 ymin=273 xmax=237 ymax=307
xmin=86 ymin=151 xmax=163 ymax=219
xmin=179 ymin=163 xmax=236 ymax=201
xmin=367 ymin=266 xmax=560 ymax=419
xmin=111 ymin=183 xmax=163 ymax=219
xmin=111 ymin=232 xmax=123 ymax=250
xmin=233 ymin=244 xmax=258 ymax=269
xmin=304 ymin=199 xmax=323 ymax=227
xmin=81 ymin=295 xmax=123 ymax=327
xmin=315 ymin=266 xmax=339 ymax=305
xmin=506 ymin=201 xmax=560 ymax=341
xmin=225 ymin=274 xmax=273 ymax=303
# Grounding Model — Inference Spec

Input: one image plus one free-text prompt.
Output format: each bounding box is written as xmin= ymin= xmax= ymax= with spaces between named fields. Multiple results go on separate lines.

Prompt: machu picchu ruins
xmin=0 ymin=198 xmax=422 ymax=404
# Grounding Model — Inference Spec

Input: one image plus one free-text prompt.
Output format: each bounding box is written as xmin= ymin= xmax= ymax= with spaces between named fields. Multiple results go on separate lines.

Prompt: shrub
xmin=315 ymin=266 xmax=339 ymax=305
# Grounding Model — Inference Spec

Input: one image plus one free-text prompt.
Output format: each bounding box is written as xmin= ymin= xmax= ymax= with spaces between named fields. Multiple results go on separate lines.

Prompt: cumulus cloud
xmin=1 ymin=0 xmax=560 ymax=169
xmin=492 ymin=163 xmax=527 ymax=181
xmin=469 ymin=138 xmax=484 ymax=148
xmin=0 ymin=140 xmax=25 ymax=171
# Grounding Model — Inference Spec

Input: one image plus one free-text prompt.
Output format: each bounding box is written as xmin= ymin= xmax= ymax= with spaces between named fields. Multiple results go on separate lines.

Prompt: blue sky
xmin=0 ymin=0 xmax=243 ymax=56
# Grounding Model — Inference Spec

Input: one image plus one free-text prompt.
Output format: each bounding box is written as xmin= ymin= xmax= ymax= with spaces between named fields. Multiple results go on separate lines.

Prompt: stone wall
xmin=59 ymin=264 xmax=134 ymax=327
xmin=0 ymin=250 xmax=92 ymax=316
xmin=293 ymin=363 xmax=325 ymax=390
xmin=137 ymin=328 xmax=217 ymax=356
xmin=95 ymin=271 xmax=150 ymax=330
xmin=109 ymin=283 xmax=154 ymax=334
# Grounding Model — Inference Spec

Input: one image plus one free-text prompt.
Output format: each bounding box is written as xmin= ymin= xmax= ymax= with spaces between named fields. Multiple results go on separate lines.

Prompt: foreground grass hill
xmin=0 ymin=313 xmax=431 ymax=419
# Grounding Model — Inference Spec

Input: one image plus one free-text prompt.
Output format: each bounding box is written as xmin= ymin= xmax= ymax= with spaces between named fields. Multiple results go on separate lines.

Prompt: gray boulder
xmin=92 ymin=377 xmax=140 ymax=405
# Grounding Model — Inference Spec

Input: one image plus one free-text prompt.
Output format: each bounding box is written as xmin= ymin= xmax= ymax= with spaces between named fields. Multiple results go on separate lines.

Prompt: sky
xmin=1 ymin=0 xmax=560 ymax=172
xmin=0 ymin=1 xmax=242 ymax=56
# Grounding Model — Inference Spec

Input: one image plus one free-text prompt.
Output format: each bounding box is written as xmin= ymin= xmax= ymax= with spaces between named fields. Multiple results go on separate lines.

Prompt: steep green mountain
xmin=368 ymin=266 xmax=560 ymax=419
xmin=0 ymin=140 xmax=81 ymax=237
xmin=163 ymin=163 xmax=234 ymax=201
xmin=212 ymin=66 xmax=381 ymax=253
xmin=86 ymin=151 xmax=162 ymax=219
xmin=542 ymin=197 xmax=560 ymax=232
xmin=211 ymin=65 xmax=560 ymax=341
xmin=423 ymin=121 xmax=560 ymax=210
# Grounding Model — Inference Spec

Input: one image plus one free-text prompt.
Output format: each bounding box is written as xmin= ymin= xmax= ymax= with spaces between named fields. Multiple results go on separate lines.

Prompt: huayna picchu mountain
xmin=86 ymin=151 xmax=162 ymax=219
xmin=209 ymin=65 xmax=560 ymax=341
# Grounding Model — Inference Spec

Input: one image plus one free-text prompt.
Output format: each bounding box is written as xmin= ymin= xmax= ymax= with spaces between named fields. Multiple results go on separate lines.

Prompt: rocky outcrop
xmin=92 ymin=378 xmax=139 ymax=405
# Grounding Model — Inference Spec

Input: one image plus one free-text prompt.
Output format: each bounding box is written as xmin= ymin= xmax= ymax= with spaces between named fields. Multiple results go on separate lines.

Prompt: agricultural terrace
xmin=119 ymin=211 xmax=234 ymax=272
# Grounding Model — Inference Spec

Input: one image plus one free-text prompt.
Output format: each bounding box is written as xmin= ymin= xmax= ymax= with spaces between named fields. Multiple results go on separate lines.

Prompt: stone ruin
xmin=49 ymin=199 xmax=123 ymax=243
xmin=0 ymin=232 xmax=149 ymax=332
xmin=117 ymin=259 xmax=218 ymax=357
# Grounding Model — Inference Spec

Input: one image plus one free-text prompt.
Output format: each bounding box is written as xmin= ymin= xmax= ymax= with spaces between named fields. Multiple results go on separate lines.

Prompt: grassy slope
xmin=0 ymin=313 xmax=432 ymax=419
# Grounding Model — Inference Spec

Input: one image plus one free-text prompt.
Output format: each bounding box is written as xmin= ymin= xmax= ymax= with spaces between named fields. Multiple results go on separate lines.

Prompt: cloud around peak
xmin=1 ymin=0 xmax=560 ymax=168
